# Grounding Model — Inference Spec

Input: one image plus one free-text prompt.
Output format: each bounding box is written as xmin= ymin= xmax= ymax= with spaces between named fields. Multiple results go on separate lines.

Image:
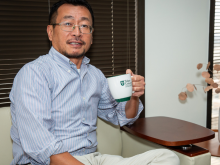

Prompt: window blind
xmin=214 ymin=0 xmax=220 ymax=65
xmin=211 ymin=0 xmax=219 ymax=129
xmin=0 ymin=0 xmax=137 ymax=108
xmin=85 ymin=0 xmax=113 ymax=76
xmin=113 ymin=0 xmax=137 ymax=75
xmin=86 ymin=0 xmax=137 ymax=77
xmin=213 ymin=1 xmax=220 ymax=88
xmin=0 ymin=0 xmax=50 ymax=108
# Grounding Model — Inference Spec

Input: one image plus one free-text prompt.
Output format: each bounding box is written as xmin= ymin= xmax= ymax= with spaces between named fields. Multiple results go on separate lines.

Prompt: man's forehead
xmin=57 ymin=4 xmax=92 ymax=22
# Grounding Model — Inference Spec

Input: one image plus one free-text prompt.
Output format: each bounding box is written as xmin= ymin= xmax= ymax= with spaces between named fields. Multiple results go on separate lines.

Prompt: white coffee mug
xmin=107 ymin=74 xmax=133 ymax=102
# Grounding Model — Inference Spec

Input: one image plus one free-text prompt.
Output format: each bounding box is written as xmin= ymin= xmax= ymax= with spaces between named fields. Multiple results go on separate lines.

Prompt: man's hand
xmin=50 ymin=152 xmax=84 ymax=165
xmin=126 ymin=69 xmax=145 ymax=97
xmin=125 ymin=69 xmax=145 ymax=119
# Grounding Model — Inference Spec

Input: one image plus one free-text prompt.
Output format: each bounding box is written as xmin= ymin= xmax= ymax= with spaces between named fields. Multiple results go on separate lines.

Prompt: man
xmin=10 ymin=0 xmax=179 ymax=165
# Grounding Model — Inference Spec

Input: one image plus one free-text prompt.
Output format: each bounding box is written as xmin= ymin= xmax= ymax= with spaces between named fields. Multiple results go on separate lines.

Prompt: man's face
xmin=47 ymin=4 xmax=93 ymax=58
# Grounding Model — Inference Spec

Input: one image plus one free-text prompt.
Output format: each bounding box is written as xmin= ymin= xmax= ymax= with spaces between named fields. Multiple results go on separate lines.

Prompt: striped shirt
xmin=9 ymin=47 xmax=143 ymax=165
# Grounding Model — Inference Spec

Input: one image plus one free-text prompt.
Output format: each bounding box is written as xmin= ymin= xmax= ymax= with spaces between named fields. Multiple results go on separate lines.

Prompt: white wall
xmin=145 ymin=0 xmax=210 ymax=127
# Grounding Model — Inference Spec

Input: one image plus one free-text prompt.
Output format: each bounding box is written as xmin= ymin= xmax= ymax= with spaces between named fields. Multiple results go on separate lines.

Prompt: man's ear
xmin=47 ymin=25 xmax=53 ymax=41
xmin=91 ymin=29 xmax=94 ymax=44
xmin=91 ymin=36 xmax=93 ymax=44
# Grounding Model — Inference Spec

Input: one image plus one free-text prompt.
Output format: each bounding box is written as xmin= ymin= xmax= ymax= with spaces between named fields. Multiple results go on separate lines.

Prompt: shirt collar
xmin=49 ymin=47 xmax=90 ymax=68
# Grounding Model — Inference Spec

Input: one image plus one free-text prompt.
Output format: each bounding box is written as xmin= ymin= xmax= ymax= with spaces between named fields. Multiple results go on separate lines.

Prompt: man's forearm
xmin=125 ymin=96 xmax=139 ymax=118
xmin=50 ymin=152 xmax=84 ymax=165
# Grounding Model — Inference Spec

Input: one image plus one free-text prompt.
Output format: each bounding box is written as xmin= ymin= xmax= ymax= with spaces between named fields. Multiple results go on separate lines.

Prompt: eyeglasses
xmin=51 ymin=21 xmax=93 ymax=34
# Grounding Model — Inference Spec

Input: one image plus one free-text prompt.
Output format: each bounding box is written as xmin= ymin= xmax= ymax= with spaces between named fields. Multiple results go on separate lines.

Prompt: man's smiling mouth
xmin=70 ymin=42 xmax=81 ymax=45
xmin=67 ymin=39 xmax=85 ymax=46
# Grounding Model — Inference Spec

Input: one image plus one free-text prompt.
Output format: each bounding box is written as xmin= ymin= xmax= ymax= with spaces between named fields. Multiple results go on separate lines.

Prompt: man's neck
xmin=69 ymin=57 xmax=83 ymax=69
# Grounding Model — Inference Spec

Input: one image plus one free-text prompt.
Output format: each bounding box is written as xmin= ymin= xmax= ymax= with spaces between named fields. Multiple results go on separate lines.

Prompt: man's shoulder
xmin=15 ymin=54 xmax=54 ymax=81
xmin=28 ymin=54 xmax=52 ymax=67
xmin=87 ymin=63 xmax=100 ymax=71
xmin=87 ymin=63 xmax=105 ymax=77
xmin=22 ymin=54 xmax=53 ymax=72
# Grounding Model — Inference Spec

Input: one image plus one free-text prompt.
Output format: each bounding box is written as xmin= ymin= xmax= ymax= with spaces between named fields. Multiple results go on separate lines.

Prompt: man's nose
xmin=71 ymin=25 xmax=81 ymax=36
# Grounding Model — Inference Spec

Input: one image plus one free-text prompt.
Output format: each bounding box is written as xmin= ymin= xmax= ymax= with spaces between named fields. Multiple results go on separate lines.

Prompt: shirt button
xmin=68 ymin=70 xmax=71 ymax=73
xmin=83 ymin=97 xmax=85 ymax=100
xmin=83 ymin=118 xmax=85 ymax=121
xmin=87 ymin=133 xmax=89 ymax=136
xmin=83 ymin=148 xmax=85 ymax=152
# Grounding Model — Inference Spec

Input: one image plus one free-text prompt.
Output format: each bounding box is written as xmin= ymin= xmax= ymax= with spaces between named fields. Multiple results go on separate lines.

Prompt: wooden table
xmin=122 ymin=116 xmax=215 ymax=157
xmin=195 ymin=132 xmax=220 ymax=157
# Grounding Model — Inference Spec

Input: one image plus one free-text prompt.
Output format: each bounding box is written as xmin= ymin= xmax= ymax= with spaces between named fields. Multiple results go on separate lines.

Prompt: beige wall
xmin=145 ymin=0 xmax=210 ymax=127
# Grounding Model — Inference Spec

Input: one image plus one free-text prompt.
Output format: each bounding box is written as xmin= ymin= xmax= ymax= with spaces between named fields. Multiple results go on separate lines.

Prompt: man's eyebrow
xmin=62 ymin=16 xmax=91 ymax=24
xmin=80 ymin=17 xmax=90 ymax=22
xmin=62 ymin=16 xmax=90 ymax=21
xmin=63 ymin=15 xmax=74 ymax=19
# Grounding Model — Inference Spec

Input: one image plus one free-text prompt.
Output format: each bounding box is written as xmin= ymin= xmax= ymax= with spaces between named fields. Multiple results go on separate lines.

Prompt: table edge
xmin=121 ymin=117 xmax=215 ymax=146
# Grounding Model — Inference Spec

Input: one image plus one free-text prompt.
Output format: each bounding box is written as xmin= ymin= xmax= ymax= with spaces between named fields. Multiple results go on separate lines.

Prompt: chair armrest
xmin=121 ymin=131 xmax=211 ymax=165
xmin=0 ymin=107 xmax=13 ymax=165
xmin=96 ymin=118 xmax=122 ymax=155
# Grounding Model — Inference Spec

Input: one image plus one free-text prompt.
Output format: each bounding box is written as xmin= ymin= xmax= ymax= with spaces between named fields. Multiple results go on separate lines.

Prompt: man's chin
xmin=64 ymin=54 xmax=84 ymax=59
xmin=63 ymin=50 xmax=86 ymax=59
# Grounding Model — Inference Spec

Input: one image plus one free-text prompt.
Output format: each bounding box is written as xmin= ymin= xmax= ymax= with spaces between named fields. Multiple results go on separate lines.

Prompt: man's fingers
xmin=132 ymin=81 xmax=145 ymax=88
xmin=126 ymin=69 xmax=134 ymax=76
xmin=128 ymin=73 xmax=145 ymax=97
xmin=131 ymin=75 xmax=145 ymax=82
xmin=132 ymin=91 xmax=145 ymax=97
xmin=132 ymin=86 xmax=145 ymax=92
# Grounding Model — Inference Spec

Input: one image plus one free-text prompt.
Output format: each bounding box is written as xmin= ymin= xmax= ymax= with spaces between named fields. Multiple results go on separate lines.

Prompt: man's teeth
xmin=70 ymin=42 xmax=80 ymax=45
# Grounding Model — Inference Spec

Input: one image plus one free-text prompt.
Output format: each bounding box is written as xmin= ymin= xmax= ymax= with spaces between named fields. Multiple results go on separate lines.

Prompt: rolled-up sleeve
xmin=11 ymin=64 xmax=66 ymax=164
xmin=97 ymin=73 xmax=144 ymax=126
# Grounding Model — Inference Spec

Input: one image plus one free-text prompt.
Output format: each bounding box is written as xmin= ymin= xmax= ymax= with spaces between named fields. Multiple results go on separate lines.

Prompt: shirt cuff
xmin=31 ymin=140 xmax=67 ymax=165
xmin=115 ymin=99 xmax=144 ymax=126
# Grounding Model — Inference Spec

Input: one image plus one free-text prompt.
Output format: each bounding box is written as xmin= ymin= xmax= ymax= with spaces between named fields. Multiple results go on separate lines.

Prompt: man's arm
xmin=97 ymin=69 xmax=144 ymax=126
xmin=50 ymin=152 xmax=84 ymax=165
xmin=11 ymin=64 xmax=71 ymax=164
xmin=125 ymin=96 xmax=139 ymax=118
xmin=125 ymin=69 xmax=145 ymax=118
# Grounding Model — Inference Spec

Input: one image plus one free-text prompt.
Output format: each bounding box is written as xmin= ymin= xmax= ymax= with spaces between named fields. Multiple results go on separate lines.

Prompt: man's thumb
xmin=126 ymin=69 xmax=133 ymax=76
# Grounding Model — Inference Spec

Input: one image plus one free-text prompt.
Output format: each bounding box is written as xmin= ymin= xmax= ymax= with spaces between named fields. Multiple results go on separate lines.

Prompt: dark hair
xmin=49 ymin=0 xmax=94 ymax=27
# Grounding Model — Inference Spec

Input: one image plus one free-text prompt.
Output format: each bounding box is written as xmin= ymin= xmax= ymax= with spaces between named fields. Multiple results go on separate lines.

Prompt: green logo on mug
xmin=120 ymin=81 xmax=125 ymax=86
